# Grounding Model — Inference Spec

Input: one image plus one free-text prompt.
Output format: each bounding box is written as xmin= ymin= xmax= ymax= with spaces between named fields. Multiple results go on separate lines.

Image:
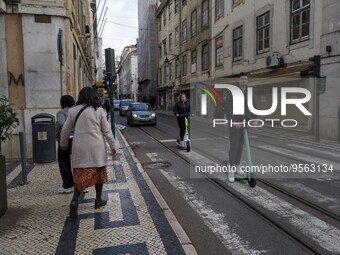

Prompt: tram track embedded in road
xmin=132 ymin=124 xmax=337 ymax=255
xmin=141 ymin=123 xmax=340 ymax=221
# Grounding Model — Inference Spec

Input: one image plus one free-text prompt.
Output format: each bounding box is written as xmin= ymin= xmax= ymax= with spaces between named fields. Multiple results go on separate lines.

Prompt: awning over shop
xmin=157 ymin=85 xmax=173 ymax=91
xmin=190 ymin=63 xmax=311 ymax=87
xmin=138 ymin=79 xmax=151 ymax=84
xmin=248 ymin=72 xmax=302 ymax=86
xmin=248 ymin=63 xmax=310 ymax=86
xmin=176 ymin=83 xmax=191 ymax=91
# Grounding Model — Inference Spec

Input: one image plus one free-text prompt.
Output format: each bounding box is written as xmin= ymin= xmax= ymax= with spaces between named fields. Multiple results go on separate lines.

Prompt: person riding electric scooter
xmin=226 ymin=72 xmax=258 ymax=183
xmin=173 ymin=94 xmax=190 ymax=149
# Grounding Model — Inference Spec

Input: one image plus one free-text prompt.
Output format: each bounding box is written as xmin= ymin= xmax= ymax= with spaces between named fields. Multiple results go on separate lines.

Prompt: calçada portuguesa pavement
xmin=0 ymin=129 xmax=196 ymax=255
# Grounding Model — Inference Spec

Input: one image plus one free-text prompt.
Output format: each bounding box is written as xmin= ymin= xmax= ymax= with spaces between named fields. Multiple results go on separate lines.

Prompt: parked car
xmin=119 ymin=99 xmax=135 ymax=116
xmin=113 ymin=99 xmax=121 ymax=111
xmin=126 ymin=102 xmax=156 ymax=126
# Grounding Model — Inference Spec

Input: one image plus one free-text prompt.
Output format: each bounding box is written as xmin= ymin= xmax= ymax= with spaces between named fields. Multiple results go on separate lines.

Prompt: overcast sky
xmin=99 ymin=0 xmax=139 ymax=58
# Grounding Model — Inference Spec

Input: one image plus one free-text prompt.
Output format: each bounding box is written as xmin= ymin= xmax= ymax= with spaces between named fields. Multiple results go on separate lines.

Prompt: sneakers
xmin=176 ymin=139 xmax=184 ymax=147
xmin=235 ymin=165 xmax=247 ymax=178
xmin=228 ymin=172 xmax=235 ymax=183
xmin=58 ymin=187 xmax=73 ymax=194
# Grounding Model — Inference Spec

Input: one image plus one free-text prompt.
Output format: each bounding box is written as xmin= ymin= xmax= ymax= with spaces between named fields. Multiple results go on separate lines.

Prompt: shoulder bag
xmin=68 ymin=105 xmax=88 ymax=150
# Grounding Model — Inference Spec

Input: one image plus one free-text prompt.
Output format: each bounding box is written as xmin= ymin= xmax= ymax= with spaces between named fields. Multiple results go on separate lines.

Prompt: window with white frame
xmin=215 ymin=0 xmax=224 ymax=18
xmin=233 ymin=26 xmax=243 ymax=61
xmin=191 ymin=9 xmax=197 ymax=36
xmin=175 ymin=26 xmax=179 ymax=46
xmin=191 ymin=50 xmax=197 ymax=73
xmin=215 ymin=36 xmax=223 ymax=66
xmin=163 ymin=65 xmax=167 ymax=83
xmin=159 ymin=67 xmax=162 ymax=83
xmin=182 ymin=19 xmax=187 ymax=43
xmin=175 ymin=59 xmax=180 ymax=78
xmin=169 ymin=1 xmax=172 ymax=20
xmin=182 ymin=55 xmax=187 ymax=76
xmin=159 ymin=43 xmax=162 ymax=59
xmin=169 ymin=33 xmax=172 ymax=51
xmin=169 ymin=62 xmax=173 ymax=80
xmin=163 ymin=8 xmax=167 ymax=27
xmin=175 ymin=0 xmax=179 ymax=13
xmin=232 ymin=0 xmax=242 ymax=6
xmin=163 ymin=39 xmax=167 ymax=55
xmin=257 ymin=12 xmax=270 ymax=54
xmin=202 ymin=43 xmax=209 ymax=71
xmin=291 ymin=0 xmax=310 ymax=43
xmin=202 ymin=0 xmax=209 ymax=28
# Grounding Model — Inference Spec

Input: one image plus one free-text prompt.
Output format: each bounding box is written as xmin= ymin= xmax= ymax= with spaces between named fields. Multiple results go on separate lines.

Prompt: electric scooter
xmin=176 ymin=113 xmax=191 ymax=152
xmin=223 ymin=127 xmax=257 ymax=187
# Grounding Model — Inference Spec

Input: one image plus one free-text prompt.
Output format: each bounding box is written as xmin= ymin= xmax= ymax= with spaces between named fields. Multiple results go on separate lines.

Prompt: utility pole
xmin=309 ymin=55 xmax=326 ymax=142
xmin=57 ymin=29 xmax=63 ymax=97
xmin=105 ymin=48 xmax=117 ymax=137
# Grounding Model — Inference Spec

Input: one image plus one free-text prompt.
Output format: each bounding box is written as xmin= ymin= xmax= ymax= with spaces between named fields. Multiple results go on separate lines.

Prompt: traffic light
xmin=309 ymin=55 xmax=321 ymax=77
xmin=105 ymin=48 xmax=116 ymax=78
xmin=309 ymin=55 xmax=326 ymax=94
xmin=317 ymin=76 xmax=327 ymax=94
xmin=103 ymin=75 xmax=109 ymax=91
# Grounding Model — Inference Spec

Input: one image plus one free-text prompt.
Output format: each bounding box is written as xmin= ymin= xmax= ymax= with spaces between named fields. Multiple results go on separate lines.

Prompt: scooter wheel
xmin=186 ymin=141 xmax=191 ymax=152
xmin=248 ymin=178 xmax=257 ymax=188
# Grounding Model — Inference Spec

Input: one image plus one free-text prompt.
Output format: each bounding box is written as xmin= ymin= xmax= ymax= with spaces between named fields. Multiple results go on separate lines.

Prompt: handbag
xmin=68 ymin=105 xmax=88 ymax=150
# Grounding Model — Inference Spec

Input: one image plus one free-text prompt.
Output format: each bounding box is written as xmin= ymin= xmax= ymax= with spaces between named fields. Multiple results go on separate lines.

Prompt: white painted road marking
xmin=257 ymin=144 xmax=340 ymax=172
xmin=159 ymin=139 xmax=177 ymax=143
xmin=147 ymin=150 xmax=340 ymax=253
xmin=160 ymin=169 xmax=267 ymax=255
xmin=146 ymin=152 xmax=164 ymax=163
xmin=191 ymin=151 xmax=340 ymax=254
xmin=288 ymin=143 xmax=340 ymax=159
xmin=279 ymin=182 xmax=340 ymax=211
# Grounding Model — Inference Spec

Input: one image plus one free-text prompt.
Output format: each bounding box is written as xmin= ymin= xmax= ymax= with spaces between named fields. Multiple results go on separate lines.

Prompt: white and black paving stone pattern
xmin=0 ymin=132 xmax=185 ymax=255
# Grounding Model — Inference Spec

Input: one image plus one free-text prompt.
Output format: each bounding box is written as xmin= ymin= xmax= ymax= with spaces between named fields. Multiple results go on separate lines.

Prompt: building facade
xmin=156 ymin=0 xmax=340 ymax=139
xmin=117 ymin=45 xmax=138 ymax=100
xmin=0 ymin=0 xmax=98 ymax=158
xmin=138 ymin=0 xmax=158 ymax=106
xmin=156 ymin=0 xmax=212 ymax=111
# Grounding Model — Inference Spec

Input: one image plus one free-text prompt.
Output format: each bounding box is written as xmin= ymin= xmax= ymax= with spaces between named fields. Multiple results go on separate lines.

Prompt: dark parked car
xmin=126 ymin=103 xmax=156 ymax=126
xmin=113 ymin=99 xmax=121 ymax=111
xmin=119 ymin=99 xmax=135 ymax=116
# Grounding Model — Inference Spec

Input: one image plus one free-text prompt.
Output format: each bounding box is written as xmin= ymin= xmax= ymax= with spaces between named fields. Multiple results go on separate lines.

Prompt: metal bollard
xmin=19 ymin=132 xmax=27 ymax=184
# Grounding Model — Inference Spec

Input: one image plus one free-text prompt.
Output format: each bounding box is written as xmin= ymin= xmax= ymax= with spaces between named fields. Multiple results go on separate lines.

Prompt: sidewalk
xmin=0 ymin=129 xmax=195 ymax=255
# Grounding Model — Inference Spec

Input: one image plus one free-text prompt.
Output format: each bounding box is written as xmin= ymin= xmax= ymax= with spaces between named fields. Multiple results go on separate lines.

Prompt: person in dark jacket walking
xmin=56 ymin=95 xmax=75 ymax=194
xmin=225 ymin=72 xmax=254 ymax=182
xmin=104 ymin=98 xmax=111 ymax=120
xmin=173 ymin=93 xmax=190 ymax=146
